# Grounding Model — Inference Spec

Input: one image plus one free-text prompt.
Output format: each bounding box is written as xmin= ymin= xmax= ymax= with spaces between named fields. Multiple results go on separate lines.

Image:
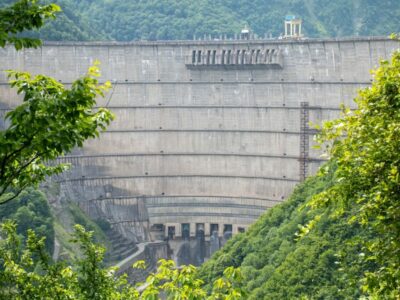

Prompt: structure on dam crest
xmin=0 ymin=36 xmax=398 ymax=263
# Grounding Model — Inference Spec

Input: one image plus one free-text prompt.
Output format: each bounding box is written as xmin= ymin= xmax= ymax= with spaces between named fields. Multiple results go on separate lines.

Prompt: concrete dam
xmin=0 ymin=37 xmax=398 ymax=264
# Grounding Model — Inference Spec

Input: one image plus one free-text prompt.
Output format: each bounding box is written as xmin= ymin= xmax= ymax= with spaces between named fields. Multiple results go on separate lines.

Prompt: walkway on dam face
xmin=115 ymin=242 xmax=147 ymax=270
xmin=115 ymin=240 xmax=167 ymax=277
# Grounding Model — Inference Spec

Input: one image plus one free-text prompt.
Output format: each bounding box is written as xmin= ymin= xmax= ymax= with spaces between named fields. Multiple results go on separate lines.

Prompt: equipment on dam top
xmin=284 ymin=15 xmax=303 ymax=39
xmin=240 ymin=24 xmax=251 ymax=40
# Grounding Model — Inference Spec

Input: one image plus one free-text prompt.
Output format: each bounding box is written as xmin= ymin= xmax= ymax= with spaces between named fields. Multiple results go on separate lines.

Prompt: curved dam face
xmin=0 ymin=37 xmax=398 ymax=260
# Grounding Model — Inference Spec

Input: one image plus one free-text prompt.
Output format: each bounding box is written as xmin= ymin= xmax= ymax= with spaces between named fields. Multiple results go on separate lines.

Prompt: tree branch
xmin=0 ymin=134 xmax=36 ymax=182
xmin=0 ymin=152 xmax=41 ymax=199
xmin=0 ymin=185 xmax=28 ymax=205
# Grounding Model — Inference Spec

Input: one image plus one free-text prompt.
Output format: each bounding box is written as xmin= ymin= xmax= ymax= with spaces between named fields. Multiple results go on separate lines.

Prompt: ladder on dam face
xmin=299 ymin=102 xmax=309 ymax=182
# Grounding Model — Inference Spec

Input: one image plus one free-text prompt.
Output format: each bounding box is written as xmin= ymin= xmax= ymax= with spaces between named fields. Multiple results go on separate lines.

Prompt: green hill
xmin=24 ymin=0 xmax=400 ymax=41
xmin=4 ymin=0 xmax=106 ymax=41
xmin=30 ymin=0 xmax=106 ymax=41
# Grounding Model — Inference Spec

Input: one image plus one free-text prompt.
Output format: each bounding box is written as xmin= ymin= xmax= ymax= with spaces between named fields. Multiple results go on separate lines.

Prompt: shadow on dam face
xmin=1 ymin=37 xmax=399 ymax=265
xmin=165 ymin=223 xmax=233 ymax=266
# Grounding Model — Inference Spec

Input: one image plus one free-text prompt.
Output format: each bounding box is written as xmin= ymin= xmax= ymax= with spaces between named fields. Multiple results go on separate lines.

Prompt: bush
xmin=0 ymin=221 xmax=246 ymax=299
xmin=0 ymin=188 xmax=54 ymax=254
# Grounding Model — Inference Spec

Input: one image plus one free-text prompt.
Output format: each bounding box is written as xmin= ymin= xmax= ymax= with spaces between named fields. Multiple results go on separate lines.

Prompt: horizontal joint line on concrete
xmin=148 ymin=212 xmax=261 ymax=219
xmin=0 ymin=81 xmax=371 ymax=85
xmin=96 ymin=105 xmax=343 ymax=111
xmin=59 ymin=174 xmax=300 ymax=183
xmin=146 ymin=203 xmax=270 ymax=210
xmin=87 ymin=195 xmax=282 ymax=203
xmin=57 ymin=153 xmax=327 ymax=162
xmin=108 ymin=220 xmax=149 ymax=225
xmin=40 ymin=36 xmax=394 ymax=47
xmin=0 ymin=106 xmax=349 ymax=111
xmin=105 ymin=81 xmax=371 ymax=85
xmin=103 ymin=129 xmax=318 ymax=135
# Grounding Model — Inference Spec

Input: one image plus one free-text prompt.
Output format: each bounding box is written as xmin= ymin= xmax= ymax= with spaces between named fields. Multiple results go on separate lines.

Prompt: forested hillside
xmin=199 ymin=164 xmax=372 ymax=299
xmin=0 ymin=0 xmax=105 ymax=41
xmin=29 ymin=0 xmax=106 ymax=41
xmin=0 ymin=188 xmax=54 ymax=254
xmin=19 ymin=0 xmax=400 ymax=41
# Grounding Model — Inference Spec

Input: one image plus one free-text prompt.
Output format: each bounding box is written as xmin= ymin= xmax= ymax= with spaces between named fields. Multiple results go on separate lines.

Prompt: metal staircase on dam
xmin=300 ymin=102 xmax=310 ymax=182
xmin=105 ymin=228 xmax=138 ymax=264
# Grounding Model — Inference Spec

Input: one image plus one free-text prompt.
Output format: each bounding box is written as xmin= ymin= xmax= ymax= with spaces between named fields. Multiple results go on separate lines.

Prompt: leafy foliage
xmin=0 ymin=0 xmax=114 ymax=205
xmin=0 ymin=187 xmax=54 ymax=254
xmin=0 ymin=0 xmax=60 ymax=49
xmin=0 ymin=222 xmax=245 ymax=299
xmin=200 ymin=166 xmax=374 ymax=299
xmin=0 ymin=62 xmax=114 ymax=204
xmin=310 ymin=48 xmax=400 ymax=298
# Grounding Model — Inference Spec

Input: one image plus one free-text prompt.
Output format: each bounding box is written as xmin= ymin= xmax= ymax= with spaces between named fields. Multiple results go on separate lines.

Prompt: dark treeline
xmin=18 ymin=0 xmax=400 ymax=41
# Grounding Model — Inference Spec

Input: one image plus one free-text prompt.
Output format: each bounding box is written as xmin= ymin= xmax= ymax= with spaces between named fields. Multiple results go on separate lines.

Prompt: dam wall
xmin=0 ymin=37 xmax=398 ymax=252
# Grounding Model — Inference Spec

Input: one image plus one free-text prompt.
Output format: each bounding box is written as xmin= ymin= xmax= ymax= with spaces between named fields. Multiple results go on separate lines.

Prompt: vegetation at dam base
xmin=200 ymin=164 xmax=362 ymax=299
xmin=0 ymin=220 xmax=245 ymax=299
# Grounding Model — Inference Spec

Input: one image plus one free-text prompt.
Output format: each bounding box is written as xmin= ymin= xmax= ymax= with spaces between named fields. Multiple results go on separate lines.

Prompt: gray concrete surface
xmin=0 ymin=37 xmax=398 ymax=243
